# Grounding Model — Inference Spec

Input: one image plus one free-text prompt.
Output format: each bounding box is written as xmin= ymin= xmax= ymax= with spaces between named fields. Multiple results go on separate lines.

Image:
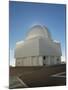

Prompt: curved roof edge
xmin=26 ymin=24 xmax=52 ymax=40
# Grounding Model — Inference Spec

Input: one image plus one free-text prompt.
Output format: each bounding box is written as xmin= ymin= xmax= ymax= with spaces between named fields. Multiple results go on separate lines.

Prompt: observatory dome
xmin=26 ymin=25 xmax=52 ymax=40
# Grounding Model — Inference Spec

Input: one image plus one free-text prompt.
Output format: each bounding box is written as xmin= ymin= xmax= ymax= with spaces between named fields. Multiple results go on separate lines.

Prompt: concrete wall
xmin=16 ymin=55 xmax=61 ymax=66
xmin=39 ymin=38 xmax=62 ymax=56
xmin=49 ymin=56 xmax=61 ymax=65
xmin=16 ymin=56 xmax=43 ymax=66
xmin=42 ymin=56 xmax=61 ymax=66
xmin=15 ymin=37 xmax=61 ymax=58
xmin=15 ymin=37 xmax=61 ymax=66
xmin=15 ymin=38 xmax=39 ymax=58
xmin=45 ymin=56 xmax=51 ymax=65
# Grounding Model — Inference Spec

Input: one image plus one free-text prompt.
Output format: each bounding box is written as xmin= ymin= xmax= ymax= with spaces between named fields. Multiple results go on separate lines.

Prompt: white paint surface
xmin=15 ymin=25 xmax=62 ymax=66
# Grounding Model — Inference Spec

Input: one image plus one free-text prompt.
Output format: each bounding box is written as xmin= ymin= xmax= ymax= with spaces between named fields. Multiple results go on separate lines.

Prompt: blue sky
xmin=9 ymin=1 xmax=66 ymax=65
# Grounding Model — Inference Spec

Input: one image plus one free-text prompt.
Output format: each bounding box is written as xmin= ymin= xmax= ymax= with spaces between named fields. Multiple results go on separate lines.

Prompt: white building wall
xmin=38 ymin=56 xmax=43 ymax=66
xmin=54 ymin=56 xmax=57 ymax=64
xmin=39 ymin=38 xmax=62 ymax=56
xmin=32 ymin=56 xmax=37 ymax=66
xmin=46 ymin=56 xmax=51 ymax=65
xmin=16 ymin=56 xmax=61 ymax=66
xmin=15 ymin=32 xmax=61 ymax=66
xmin=15 ymin=38 xmax=39 ymax=58
xmin=49 ymin=56 xmax=61 ymax=65
xmin=16 ymin=56 xmax=43 ymax=66
xmin=16 ymin=58 xmax=23 ymax=66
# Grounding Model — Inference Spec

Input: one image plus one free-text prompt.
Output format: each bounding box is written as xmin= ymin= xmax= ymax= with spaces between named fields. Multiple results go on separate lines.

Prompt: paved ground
xmin=51 ymin=72 xmax=66 ymax=78
xmin=9 ymin=64 xmax=66 ymax=89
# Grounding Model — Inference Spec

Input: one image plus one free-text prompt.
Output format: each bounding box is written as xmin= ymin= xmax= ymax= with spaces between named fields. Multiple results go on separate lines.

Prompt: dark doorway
xmin=43 ymin=56 xmax=46 ymax=65
xmin=43 ymin=56 xmax=46 ymax=60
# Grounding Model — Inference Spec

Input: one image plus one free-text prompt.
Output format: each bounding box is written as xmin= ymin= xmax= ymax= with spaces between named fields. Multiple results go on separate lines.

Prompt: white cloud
xmin=61 ymin=56 xmax=66 ymax=62
xmin=10 ymin=48 xmax=15 ymax=66
xmin=16 ymin=40 xmax=24 ymax=45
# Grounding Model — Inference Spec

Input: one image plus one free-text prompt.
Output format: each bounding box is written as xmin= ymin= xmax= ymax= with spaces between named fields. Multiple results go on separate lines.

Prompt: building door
xmin=57 ymin=57 xmax=60 ymax=64
xmin=43 ymin=56 xmax=46 ymax=65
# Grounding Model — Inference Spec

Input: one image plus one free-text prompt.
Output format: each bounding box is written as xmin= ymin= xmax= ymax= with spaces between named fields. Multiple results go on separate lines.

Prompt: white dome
xmin=26 ymin=25 xmax=52 ymax=40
